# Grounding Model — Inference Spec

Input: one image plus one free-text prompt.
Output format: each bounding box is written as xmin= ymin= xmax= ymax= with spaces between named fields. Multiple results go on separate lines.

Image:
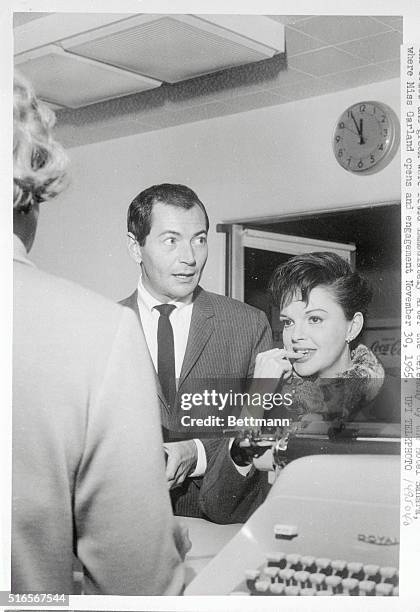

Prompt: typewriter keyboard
xmin=232 ymin=553 xmax=399 ymax=596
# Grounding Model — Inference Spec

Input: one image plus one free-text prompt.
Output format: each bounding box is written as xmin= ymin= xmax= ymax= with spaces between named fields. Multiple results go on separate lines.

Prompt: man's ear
xmin=127 ymin=232 xmax=142 ymax=265
xmin=347 ymin=312 xmax=364 ymax=343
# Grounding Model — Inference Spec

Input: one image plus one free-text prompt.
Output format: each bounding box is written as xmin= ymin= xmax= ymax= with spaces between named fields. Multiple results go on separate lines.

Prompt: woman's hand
xmin=243 ymin=349 xmax=304 ymax=422
xmin=252 ymin=447 xmax=276 ymax=471
xmin=253 ymin=348 xmax=303 ymax=381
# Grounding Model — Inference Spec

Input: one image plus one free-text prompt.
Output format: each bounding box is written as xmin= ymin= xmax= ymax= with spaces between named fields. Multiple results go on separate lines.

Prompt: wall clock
xmin=333 ymin=101 xmax=400 ymax=174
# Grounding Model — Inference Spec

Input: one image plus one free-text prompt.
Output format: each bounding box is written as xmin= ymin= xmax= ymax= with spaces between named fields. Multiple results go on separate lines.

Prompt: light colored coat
xmin=12 ymin=240 xmax=184 ymax=595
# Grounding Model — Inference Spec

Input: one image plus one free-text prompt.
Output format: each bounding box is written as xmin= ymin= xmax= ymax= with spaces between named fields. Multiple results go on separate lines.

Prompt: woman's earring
xmin=345 ymin=337 xmax=352 ymax=344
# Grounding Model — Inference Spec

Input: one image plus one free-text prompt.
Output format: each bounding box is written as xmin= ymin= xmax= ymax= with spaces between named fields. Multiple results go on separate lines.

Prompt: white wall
xmin=31 ymin=78 xmax=400 ymax=300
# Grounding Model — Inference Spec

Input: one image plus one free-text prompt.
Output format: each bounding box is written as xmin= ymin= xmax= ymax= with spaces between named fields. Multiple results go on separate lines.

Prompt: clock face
xmin=333 ymin=101 xmax=399 ymax=174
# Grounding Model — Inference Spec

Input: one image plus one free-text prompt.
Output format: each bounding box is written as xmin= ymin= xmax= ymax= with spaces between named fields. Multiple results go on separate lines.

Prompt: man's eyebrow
xmin=157 ymin=229 xmax=207 ymax=237
xmin=158 ymin=230 xmax=182 ymax=237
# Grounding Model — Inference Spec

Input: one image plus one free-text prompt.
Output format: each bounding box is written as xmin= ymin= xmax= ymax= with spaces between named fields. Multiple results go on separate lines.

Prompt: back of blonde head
xmin=13 ymin=72 xmax=68 ymax=212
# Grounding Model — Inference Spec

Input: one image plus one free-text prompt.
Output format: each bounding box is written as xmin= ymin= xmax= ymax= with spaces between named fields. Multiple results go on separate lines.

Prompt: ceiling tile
xmin=321 ymin=64 xmax=391 ymax=90
xmin=13 ymin=12 xmax=51 ymax=27
xmin=63 ymin=15 xmax=281 ymax=84
xmin=372 ymin=16 xmax=403 ymax=32
xmin=16 ymin=45 xmax=161 ymax=109
xmin=338 ymin=31 xmax=402 ymax=63
xmin=288 ymin=47 xmax=366 ymax=77
xmin=285 ymin=26 xmax=326 ymax=56
xmin=267 ymin=15 xmax=315 ymax=25
xmin=376 ymin=59 xmax=401 ymax=78
xmin=290 ymin=15 xmax=391 ymax=45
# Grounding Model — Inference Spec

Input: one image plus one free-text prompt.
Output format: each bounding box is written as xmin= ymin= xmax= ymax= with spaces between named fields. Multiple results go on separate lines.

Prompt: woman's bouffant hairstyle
xmin=269 ymin=251 xmax=372 ymax=320
xmin=13 ymin=72 xmax=68 ymax=213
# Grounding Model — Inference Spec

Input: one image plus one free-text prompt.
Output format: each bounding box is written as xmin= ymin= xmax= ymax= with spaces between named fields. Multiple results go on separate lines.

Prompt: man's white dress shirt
xmin=136 ymin=275 xmax=206 ymax=477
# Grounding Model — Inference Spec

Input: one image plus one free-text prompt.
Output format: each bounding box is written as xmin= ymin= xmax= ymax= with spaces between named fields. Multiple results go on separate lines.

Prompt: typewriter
xmin=186 ymin=422 xmax=400 ymax=596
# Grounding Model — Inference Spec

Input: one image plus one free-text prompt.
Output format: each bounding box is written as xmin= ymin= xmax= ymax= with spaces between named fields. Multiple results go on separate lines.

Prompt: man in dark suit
xmin=120 ymin=184 xmax=272 ymax=517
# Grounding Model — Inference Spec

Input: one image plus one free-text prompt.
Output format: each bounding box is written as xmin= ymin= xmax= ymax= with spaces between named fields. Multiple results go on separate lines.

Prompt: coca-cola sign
xmin=370 ymin=338 xmax=401 ymax=357
xmin=362 ymin=327 xmax=401 ymax=370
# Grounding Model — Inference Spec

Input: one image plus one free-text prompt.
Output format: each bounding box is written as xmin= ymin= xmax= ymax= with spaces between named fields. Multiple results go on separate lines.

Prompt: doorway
xmin=218 ymin=202 xmax=400 ymax=373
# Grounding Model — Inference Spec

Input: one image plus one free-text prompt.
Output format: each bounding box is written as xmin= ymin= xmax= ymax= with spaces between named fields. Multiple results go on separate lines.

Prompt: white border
xmin=3 ymin=2 xmax=420 ymax=611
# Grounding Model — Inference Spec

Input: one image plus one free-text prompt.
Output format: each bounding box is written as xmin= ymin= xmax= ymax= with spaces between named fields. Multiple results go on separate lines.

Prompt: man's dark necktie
xmin=154 ymin=304 xmax=176 ymax=409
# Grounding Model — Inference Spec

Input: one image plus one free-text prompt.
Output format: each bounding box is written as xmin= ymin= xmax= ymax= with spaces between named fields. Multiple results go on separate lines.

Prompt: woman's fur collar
xmin=284 ymin=344 xmax=384 ymax=420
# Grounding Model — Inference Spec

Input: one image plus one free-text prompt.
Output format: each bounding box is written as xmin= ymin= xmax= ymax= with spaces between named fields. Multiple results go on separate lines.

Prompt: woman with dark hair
xmin=252 ymin=251 xmax=395 ymax=423
xmin=200 ymin=252 xmax=399 ymax=524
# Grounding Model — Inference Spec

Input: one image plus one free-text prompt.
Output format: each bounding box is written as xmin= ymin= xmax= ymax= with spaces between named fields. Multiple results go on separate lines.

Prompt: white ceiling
xmin=15 ymin=14 xmax=284 ymax=107
xmin=13 ymin=13 xmax=402 ymax=148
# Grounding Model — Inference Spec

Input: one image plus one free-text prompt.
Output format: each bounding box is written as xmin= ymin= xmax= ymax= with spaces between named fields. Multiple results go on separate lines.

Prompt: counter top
xmin=181 ymin=517 xmax=241 ymax=585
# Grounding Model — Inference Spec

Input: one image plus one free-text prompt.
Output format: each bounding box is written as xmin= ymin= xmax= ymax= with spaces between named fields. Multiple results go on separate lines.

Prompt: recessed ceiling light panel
xmin=61 ymin=14 xmax=285 ymax=83
xmin=15 ymin=44 xmax=162 ymax=108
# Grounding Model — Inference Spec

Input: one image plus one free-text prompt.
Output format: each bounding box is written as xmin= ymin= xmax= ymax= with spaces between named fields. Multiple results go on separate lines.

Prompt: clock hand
xmin=359 ymin=118 xmax=365 ymax=145
xmin=350 ymin=111 xmax=362 ymax=137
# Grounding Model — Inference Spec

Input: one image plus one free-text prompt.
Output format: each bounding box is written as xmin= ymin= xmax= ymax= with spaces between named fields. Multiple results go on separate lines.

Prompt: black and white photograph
xmin=2 ymin=1 xmax=420 ymax=610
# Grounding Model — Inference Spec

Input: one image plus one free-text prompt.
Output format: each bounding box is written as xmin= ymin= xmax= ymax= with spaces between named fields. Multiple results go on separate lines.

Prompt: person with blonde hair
xmin=12 ymin=73 xmax=185 ymax=595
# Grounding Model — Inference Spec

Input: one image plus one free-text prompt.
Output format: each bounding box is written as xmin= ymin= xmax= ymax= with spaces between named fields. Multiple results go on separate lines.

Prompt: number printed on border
xmin=0 ymin=592 xmax=69 ymax=606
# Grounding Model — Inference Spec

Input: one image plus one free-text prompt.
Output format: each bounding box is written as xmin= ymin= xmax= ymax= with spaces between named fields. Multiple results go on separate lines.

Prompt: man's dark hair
xmin=269 ymin=251 xmax=372 ymax=320
xmin=127 ymin=183 xmax=209 ymax=245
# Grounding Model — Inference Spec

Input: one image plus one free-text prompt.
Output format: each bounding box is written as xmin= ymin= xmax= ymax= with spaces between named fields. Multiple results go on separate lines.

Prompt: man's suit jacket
xmin=120 ymin=286 xmax=272 ymax=517
xmin=13 ymin=243 xmax=184 ymax=595
xmin=199 ymin=438 xmax=271 ymax=524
